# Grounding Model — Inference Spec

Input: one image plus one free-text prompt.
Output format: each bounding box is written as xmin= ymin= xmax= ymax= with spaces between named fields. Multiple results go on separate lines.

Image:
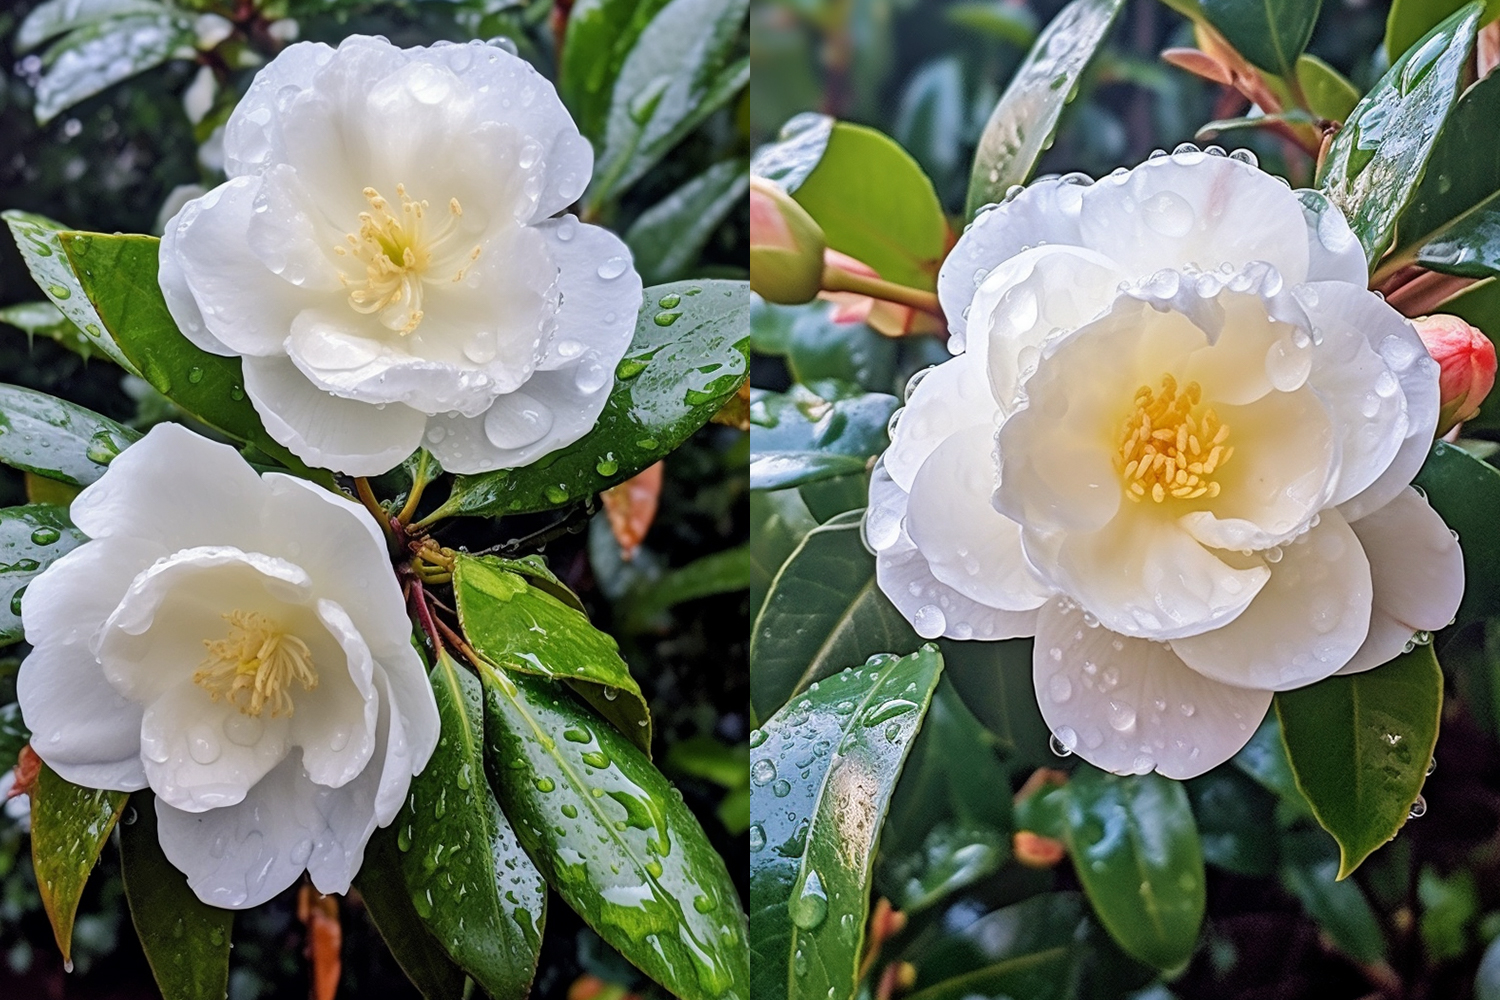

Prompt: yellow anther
xmin=1115 ymin=375 xmax=1233 ymax=504
xmin=193 ymin=610 xmax=317 ymax=718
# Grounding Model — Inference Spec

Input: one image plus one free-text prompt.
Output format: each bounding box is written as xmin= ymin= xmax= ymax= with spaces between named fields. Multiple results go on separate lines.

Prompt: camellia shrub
xmin=750 ymin=0 xmax=1500 ymax=997
xmin=0 ymin=0 xmax=750 ymax=996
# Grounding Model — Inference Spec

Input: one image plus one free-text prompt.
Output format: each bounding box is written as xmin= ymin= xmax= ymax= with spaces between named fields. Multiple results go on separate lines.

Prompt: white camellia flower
xmin=869 ymin=145 xmax=1466 ymax=779
xmin=158 ymin=35 xmax=643 ymax=476
xmin=17 ymin=423 xmax=439 ymax=907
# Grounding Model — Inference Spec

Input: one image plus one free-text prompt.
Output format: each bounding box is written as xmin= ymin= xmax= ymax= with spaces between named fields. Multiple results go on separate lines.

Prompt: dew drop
xmin=597 ymin=257 xmax=629 ymax=280
xmin=789 ymin=870 xmax=829 ymax=930
xmin=1408 ymin=794 xmax=1427 ymax=819
xmin=751 ymin=758 xmax=777 ymax=786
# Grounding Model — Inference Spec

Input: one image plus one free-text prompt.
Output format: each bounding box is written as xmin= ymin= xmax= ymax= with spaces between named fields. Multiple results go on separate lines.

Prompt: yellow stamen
xmin=193 ymin=610 xmax=317 ymax=718
xmin=1115 ymin=375 xmax=1233 ymax=504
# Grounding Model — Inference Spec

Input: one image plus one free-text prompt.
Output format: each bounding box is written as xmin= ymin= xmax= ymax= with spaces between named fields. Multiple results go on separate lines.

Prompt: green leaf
xmin=752 ymin=299 xmax=899 ymax=394
xmin=4 ymin=212 xmax=139 ymax=371
xmin=355 ymin=828 xmax=468 ymax=1000
xmin=30 ymin=762 xmax=129 ymax=963
xmin=1318 ymin=3 xmax=1482 ymax=265
xmin=625 ymin=160 xmax=749 ymax=285
xmin=943 ymin=2 xmax=1039 ymax=48
xmin=395 ymin=652 xmax=545 ymax=997
xmin=1278 ymin=828 xmax=1388 ymax=964
xmin=622 ymin=545 xmax=750 ymax=631
xmin=1412 ymin=440 xmax=1500 ymax=629
xmin=1385 ymin=0 xmax=1500 ymax=64
xmin=0 ymin=504 xmax=87 ymax=644
xmin=0 ymin=385 xmax=139 ymax=486
xmin=1185 ymin=768 xmax=1277 ymax=877
xmin=479 ymin=665 xmax=748 ymax=1000
xmin=964 ymin=0 xmax=1127 ymax=219
xmin=1276 ymin=644 xmax=1442 ymax=879
xmin=589 ymin=0 xmax=748 ymax=207
xmin=559 ymin=0 xmax=674 ymax=142
xmin=1232 ymin=713 xmax=1311 ymax=817
xmin=1418 ymin=865 xmax=1479 ymax=962
xmin=1297 ymin=54 xmax=1361 ymax=121
xmin=749 ymin=488 xmax=819 ymax=621
xmin=748 ymin=381 xmax=897 ymax=492
xmin=17 ymin=0 xmax=171 ymax=51
xmin=455 ymin=553 xmax=652 ymax=753
xmin=57 ymin=232 xmax=318 ymax=477
xmin=895 ymin=58 xmax=967 ymax=184
xmin=754 ymin=116 xmax=949 ymax=290
xmin=430 ymin=280 xmax=748 ymax=521
xmin=903 ymin=893 xmax=1084 ymax=1000
xmin=748 ymin=646 xmax=944 ymax=1000
xmin=938 ymin=637 xmax=1051 ymax=758
xmin=1201 ymin=0 xmax=1322 ymax=78
xmin=119 ymin=793 xmax=233 ymax=1000
xmin=750 ymin=510 xmax=921 ymax=721
xmin=0 ymin=301 xmax=99 ymax=360
xmin=32 ymin=13 xmax=195 ymax=123
xmin=1390 ymin=71 xmax=1500 ymax=278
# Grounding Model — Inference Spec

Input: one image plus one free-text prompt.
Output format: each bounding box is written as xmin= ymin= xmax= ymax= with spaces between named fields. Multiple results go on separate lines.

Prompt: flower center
xmin=193 ymin=610 xmax=318 ymax=718
xmin=1115 ymin=374 xmax=1233 ymax=504
xmin=334 ymin=184 xmax=482 ymax=335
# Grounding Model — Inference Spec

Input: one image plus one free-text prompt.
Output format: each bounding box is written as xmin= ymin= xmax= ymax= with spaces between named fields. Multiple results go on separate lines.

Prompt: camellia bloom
xmin=18 ymin=423 xmax=439 ymax=907
xmin=868 ymin=145 xmax=1465 ymax=778
xmin=158 ymin=35 xmax=643 ymax=476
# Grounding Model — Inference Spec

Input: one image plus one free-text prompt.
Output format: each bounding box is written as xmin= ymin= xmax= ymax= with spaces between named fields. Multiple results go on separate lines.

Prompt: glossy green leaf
xmin=749 ymin=488 xmax=819 ymax=621
xmin=30 ymin=761 xmax=129 ymax=962
xmin=1278 ymin=829 xmax=1387 ymax=964
xmin=1232 ymin=714 xmax=1309 ymax=812
xmin=3 ymin=212 xmax=138 ymax=371
xmin=455 ymin=553 xmax=652 ymax=753
xmin=1385 ymin=0 xmax=1500 ymax=63
xmin=0 ymin=504 xmax=87 ymax=644
xmin=1276 ymin=644 xmax=1442 ymax=879
xmin=1391 ymin=71 xmax=1500 ymax=278
xmin=394 ymin=652 xmax=545 ymax=997
xmin=754 ymin=116 xmax=948 ymax=290
xmin=479 ymin=665 xmax=748 ymax=1000
xmin=1025 ymin=770 xmax=1205 ymax=970
xmin=1201 ymin=0 xmax=1321 ymax=78
xmin=0 ymin=301 xmax=99 ymax=360
xmin=31 ymin=13 xmax=195 ymax=123
xmin=1412 ymin=440 xmax=1500 ymax=629
xmin=119 ymin=792 xmax=233 ymax=1000
xmin=1418 ymin=865 xmax=1479 ymax=961
xmin=750 ymin=510 xmax=921 ymax=721
xmin=430 ymin=280 xmax=748 ymax=521
xmin=57 ymin=232 xmax=317 ymax=476
xmin=903 ymin=893 xmax=1085 ymax=1000
xmin=748 ymin=646 xmax=944 ymax=1000
xmin=943 ymin=2 xmax=1039 ymax=48
xmin=964 ymin=0 xmax=1127 ymax=219
xmin=1186 ymin=768 xmax=1277 ymax=877
xmin=625 ymin=160 xmax=749 ymax=285
xmin=0 ymin=385 xmax=139 ymax=486
xmin=895 ymin=57 xmax=967 ymax=185
xmin=589 ymin=0 xmax=748 ymax=207
xmin=1318 ymin=3 xmax=1482 ymax=265
xmin=355 ymin=827 xmax=468 ymax=1000
xmin=748 ymin=382 xmax=897 ymax=492
xmin=938 ymin=637 xmax=1051 ymax=759
xmin=622 ymin=545 xmax=750 ymax=631
xmin=752 ymin=299 xmax=899 ymax=395
xmin=17 ymin=0 xmax=170 ymax=51
xmin=559 ymin=0 xmax=673 ymax=142
xmin=1297 ymin=54 xmax=1361 ymax=121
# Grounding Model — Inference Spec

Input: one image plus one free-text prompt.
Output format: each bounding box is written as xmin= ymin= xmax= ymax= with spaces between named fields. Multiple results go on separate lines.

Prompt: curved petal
xmin=863 ymin=458 xmax=907 ymax=555
xmin=292 ymin=600 xmax=378 ymax=789
xmin=246 ymin=164 xmax=346 ymax=293
xmin=906 ymin=426 xmax=1050 ymax=610
xmin=373 ymin=653 xmax=440 ymax=793
xmin=1170 ymin=508 xmax=1372 ymax=690
xmin=17 ymin=640 xmax=145 ymax=790
xmin=884 ymin=350 xmax=995 ymax=493
xmin=1296 ymin=190 xmax=1367 ymax=285
xmin=1033 ymin=597 xmax=1273 ymax=779
xmin=241 ymin=355 xmax=427 ymax=477
xmin=223 ymin=40 xmax=338 ymax=177
xmin=21 ymin=535 xmax=165 ymax=651
xmin=1341 ymin=488 xmax=1464 ymax=674
xmin=141 ymin=680 xmax=292 ymax=813
xmin=1077 ymin=150 xmax=1311 ymax=285
xmin=875 ymin=527 xmax=1039 ymax=641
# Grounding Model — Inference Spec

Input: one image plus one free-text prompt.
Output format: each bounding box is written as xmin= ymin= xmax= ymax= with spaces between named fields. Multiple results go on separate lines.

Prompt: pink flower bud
xmin=1414 ymin=313 xmax=1497 ymax=436
xmin=750 ymin=177 xmax=826 ymax=305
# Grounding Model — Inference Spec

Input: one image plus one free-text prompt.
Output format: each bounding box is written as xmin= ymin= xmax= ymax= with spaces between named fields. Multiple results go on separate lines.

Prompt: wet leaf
xmin=120 ymin=792 xmax=233 ymax=1000
xmin=0 ymin=503 xmax=87 ymax=644
xmin=621 ymin=544 xmax=750 ymax=632
xmin=625 ymin=160 xmax=749 ymax=284
xmin=1276 ymin=644 xmax=1442 ymax=879
xmin=31 ymin=13 xmax=196 ymax=123
xmin=16 ymin=0 xmax=172 ymax=51
xmin=1412 ymin=440 xmax=1500 ymax=630
xmin=1278 ymin=828 xmax=1388 ymax=963
xmin=479 ymin=666 xmax=749 ymax=1000
xmin=431 ymin=281 xmax=748 ymax=521
xmin=964 ymin=0 xmax=1127 ymax=219
xmin=1385 ymin=0 xmax=1500 ymax=63
xmin=902 ymin=893 xmax=1084 ymax=1000
xmin=748 ymin=381 xmax=897 ymax=492
xmin=559 ymin=0 xmax=673 ymax=142
xmin=1297 ymin=54 xmax=1360 ymax=121
xmin=355 ymin=828 xmax=468 ymax=1000
xmin=30 ymin=761 xmax=128 ymax=963
xmin=0 ymin=384 xmax=139 ymax=486
xmin=0 ymin=301 xmax=98 ymax=360
xmin=1201 ymin=0 xmax=1321 ymax=78
xmin=455 ymin=553 xmax=652 ymax=752
xmin=1186 ymin=768 xmax=1277 ymax=877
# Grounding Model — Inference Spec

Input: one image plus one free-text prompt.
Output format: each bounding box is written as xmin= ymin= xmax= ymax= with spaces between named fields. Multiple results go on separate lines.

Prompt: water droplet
xmin=1427 ymin=756 xmax=1437 ymax=776
xmin=789 ymin=870 xmax=829 ymax=930
xmin=595 ymin=456 xmax=618 ymax=476
xmin=749 ymin=824 xmax=766 ymax=852
xmin=29 ymin=526 xmax=59 ymax=546
xmin=658 ymin=293 xmax=681 ymax=309
xmin=863 ymin=699 xmax=918 ymax=727
xmin=564 ymin=726 xmax=591 ymax=743
xmin=187 ymin=366 xmax=205 ymax=384
xmin=751 ymin=758 xmax=777 ymax=786
xmin=1050 ymin=728 xmax=1078 ymax=756
xmin=48 ymin=284 xmax=71 ymax=300
xmin=533 ymin=777 xmax=555 ymax=793
xmin=913 ymin=604 xmax=946 ymax=639
xmin=771 ymin=779 xmax=791 ymax=797
xmin=1408 ymin=794 xmax=1427 ymax=819
xmin=597 ymin=257 xmax=629 ymax=280
xmin=653 ymin=311 xmax=680 ymax=327
xmin=187 ymin=726 xmax=221 ymax=765
xmin=9 ymin=587 xmax=24 ymax=616
xmin=580 ymin=750 xmax=609 ymax=769
xmin=1141 ymin=190 xmax=1195 ymax=237
xmin=224 ymin=713 xmax=263 ymax=747
xmin=544 ymin=485 xmax=568 ymax=504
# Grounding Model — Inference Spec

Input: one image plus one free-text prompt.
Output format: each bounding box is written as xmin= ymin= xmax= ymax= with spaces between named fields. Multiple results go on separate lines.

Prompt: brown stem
xmin=409 ymin=579 xmax=445 ymax=656
xmin=1384 ymin=269 xmax=1476 ymax=317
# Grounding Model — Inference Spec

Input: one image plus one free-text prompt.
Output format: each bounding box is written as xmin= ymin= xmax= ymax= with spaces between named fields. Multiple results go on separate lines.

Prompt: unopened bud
xmin=1013 ymin=830 xmax=1066 ymax=869
xmin=1414 ymin=314 xmax=1497 ymax=436
xmin=750 ymin=177 xmax=826 ymax=305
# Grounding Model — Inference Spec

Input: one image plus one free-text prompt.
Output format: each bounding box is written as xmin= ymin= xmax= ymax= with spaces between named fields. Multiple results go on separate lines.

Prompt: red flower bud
xmin=750 ymin=177 xmax=826 ymax=305
xmin=1413 ymin=314 xmax=1497 ymax=436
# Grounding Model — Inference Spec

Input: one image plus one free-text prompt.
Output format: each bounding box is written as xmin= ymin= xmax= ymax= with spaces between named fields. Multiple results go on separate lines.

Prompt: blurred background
xmin=0 ymin=0 xmax=749 ymax=996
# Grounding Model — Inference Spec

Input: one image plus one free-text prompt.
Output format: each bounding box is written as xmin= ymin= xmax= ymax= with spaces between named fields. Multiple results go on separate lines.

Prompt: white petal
xmin=245 ymin=164 xmax=344 ymax=293
xmin=875 ymin=526 xmax=1038 ymax=641
xmin=141 ymin=680 xmax=292 ymax=813
xmin=884 ymin=351 xmax=997 ymax=493
xmin=69 ymin=423 xmax=265 ymax=548
xmin=21 ymin=535 xmax=165 ymax=651
xmin=241 ymin=355 xmax=427 ymax=476
xmin=532 ymin=217 xmax=639 ymax=374
xmin=937 ymin=176 xmax=1089 ymax=345
xmin=1033 ymin=598 xmax=1273 ymax=779
xmin=373 ymin=653 xmax=440 ymax=795
xmin=1171 ymin=508 xmax=1372 ymax=690
xmin=17 ymin=640 xmax=145 ymax=790
xmin=292 ymin=600 xmax=378 ymax=789
xmin=863 ymin=458 xmax=907 ymax=555
xmin=906 ymin=426 xmax=1050 ymax=610
xmin=1341 ymin=488 xmax=1464 ymax=674
xmin=1078 ymin=151 xmax=1311 ymax=284
xmin=1296 ymin=190 xmax=1368 ymax=285
xmin=223 ymin=40 xmax=337 ymax=176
